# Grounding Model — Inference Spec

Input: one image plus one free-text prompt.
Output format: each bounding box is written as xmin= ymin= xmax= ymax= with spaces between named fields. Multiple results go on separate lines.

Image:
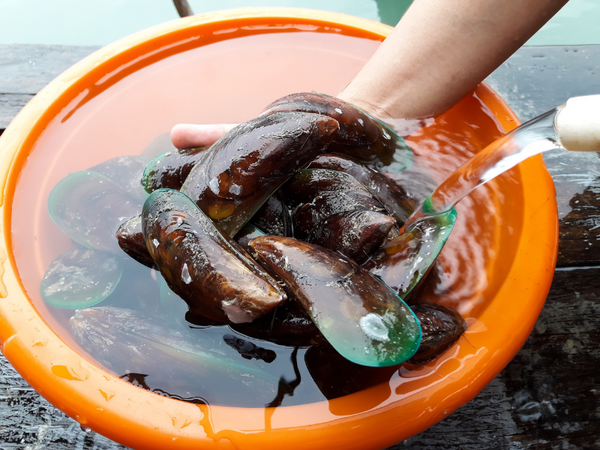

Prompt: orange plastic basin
xmin=0 ymin=8 xmax=557 ymax=450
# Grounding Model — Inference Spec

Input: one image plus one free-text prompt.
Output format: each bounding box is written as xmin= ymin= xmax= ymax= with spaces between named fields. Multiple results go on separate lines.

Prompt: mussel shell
xmin=70 ymin=306 xmax=288 ymax=406
xmin=233 ymin=223 xmax=266 ymax=255
xmin=364 ymin=209 xmax=457 ymax=300
xmin=230 ymin=300 xmax=324 ymax=347
xmin=249 ymin=236 xmax=422 ymax=367
xmin=181 ymin=111 xmax=339 ymax=236
xmin=142 ymin=145 xmax=212 ymax=193
xmin=308 ymin=153 xmax=418 ymax=224
xmin=283 ymin=168 xmax=376 ymax=209
xmin=282 ymin=169 xmax=385 ymax=214
xmin=48 ymin=170 xmax=143 ymax=253
xmin=153 ymin=270 xmax=222 ymax=327
xmin=409 ymin=302 xmax=467 ymax=364
xmin=285 ymin=169 xmax=388 ymax=240
xmin=305 ymin=210 xmax=396 ymax=264
xmin=142 ymin=189 xmax=286 ymax=324
xmin=115 ymin=214 xmax=155 ymax=268
xmin=40 ymin=243 xmax=122 ymax=309
xmin=262 ymin=92 xmax=412 ymax=173
xmin=249 ymin=189 xmax=293 ymax=237
xmin=90 ymin=155 xmax=150 ymax=201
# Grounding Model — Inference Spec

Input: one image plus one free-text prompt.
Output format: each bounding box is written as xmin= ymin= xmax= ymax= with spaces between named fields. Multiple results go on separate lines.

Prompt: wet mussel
xmin=283 ymin=168 xmax=399 ymax=263
xmin=308 ymin=153 xmax=419 ymax=224
xmin=41 ymin=243 xmax=122 ymax=309
xmin=45 ymin=156 xmax=149 ymax=308
xmin=250 ymin=236 xmax=421 ymax=367
xmin=142 ymin=145 xmax=212 ymax=193
xmin=364 ymin=209 xmax=457 ymax=301
xmin=142 ymin=188 xmax=286 ymax=324
xmin=70 ymin=307 xmax=289 ymax=406
xmin=180 ymin=111 xmax=339 ymax=235
xmin=262 ymin=92 xmax=413 ymax=173
xmin=44 ymin=93 xmax=467 ymax=404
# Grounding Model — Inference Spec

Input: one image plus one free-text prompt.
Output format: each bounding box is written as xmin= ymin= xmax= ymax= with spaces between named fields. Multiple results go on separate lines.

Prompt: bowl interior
xmin=0 ymin=9 xmax=558 ymax=450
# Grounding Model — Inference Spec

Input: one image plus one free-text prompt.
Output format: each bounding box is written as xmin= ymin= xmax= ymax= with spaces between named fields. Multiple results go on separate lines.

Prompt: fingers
xmin=171 ymin=123 xmax=237 ymax=149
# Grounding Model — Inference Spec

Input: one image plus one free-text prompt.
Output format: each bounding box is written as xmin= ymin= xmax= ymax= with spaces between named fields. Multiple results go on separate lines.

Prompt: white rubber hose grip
xmin=555 ymin=95 xmax=600 ymax=152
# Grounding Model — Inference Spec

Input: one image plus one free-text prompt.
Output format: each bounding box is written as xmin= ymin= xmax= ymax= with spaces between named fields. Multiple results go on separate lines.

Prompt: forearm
xmin=339 ymin=0 xmax=569 ymax=120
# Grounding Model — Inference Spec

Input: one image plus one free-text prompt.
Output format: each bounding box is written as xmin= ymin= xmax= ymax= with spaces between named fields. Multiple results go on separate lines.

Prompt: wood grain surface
xmin=1 ymin=43 xmax=599 ymax=450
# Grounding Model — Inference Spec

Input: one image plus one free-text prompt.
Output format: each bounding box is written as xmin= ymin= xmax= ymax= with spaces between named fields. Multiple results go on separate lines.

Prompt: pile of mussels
xmin=43 ymin=93 xmax=466 ymax=371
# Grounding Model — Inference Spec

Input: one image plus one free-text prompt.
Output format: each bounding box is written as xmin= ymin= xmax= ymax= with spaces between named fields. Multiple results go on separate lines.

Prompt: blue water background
xmin=0 ymin=0 xmax=598 ymax=46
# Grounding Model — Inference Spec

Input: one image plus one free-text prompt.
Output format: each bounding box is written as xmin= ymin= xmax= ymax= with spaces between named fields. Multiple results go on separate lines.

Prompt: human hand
xmin=171 ymin=123 xmax=237 ymax=149
xmin=168 ymin=92 xmax=377 ymax=150
xmin=171 ymin=92 xmax=411 ymax=174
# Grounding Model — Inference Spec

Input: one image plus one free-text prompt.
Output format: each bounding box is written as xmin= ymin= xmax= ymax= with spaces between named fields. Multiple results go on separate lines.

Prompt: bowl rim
xmin=0 ymin=7 xmax=558 ymax=450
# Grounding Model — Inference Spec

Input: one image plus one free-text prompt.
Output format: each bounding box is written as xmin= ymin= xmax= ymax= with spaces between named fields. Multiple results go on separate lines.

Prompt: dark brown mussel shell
xmin=284 ymin=169 xmax=390 ymax=241
xmin=249 ymin=189 xmax=293 ymax=237
xmin=409 ymin=302 xmax=467 ymax=364
xmin=116 ymin=214 xmax=155 ymax=268
xmin=142 ymin=145 xmax=212 ymax=193
xmin=48 ymin=170 xmax=143 ymax=253
xmin=142 ymin=189 xmax=286 ymax=324
xmin=309 ymin=153 xmax=418 ymax=224
xmin=231 ymin=300 xmax=324 ymax=347
xmin=284 ymin=168 xmax=384 ymax=210
xmin=306 ymin=210 xmax=396 ymax=264
xmin=180 ymin=111 xmax=339 ymax=236
xmin=262 ymin=92 xmax=412 ymax=173
xmin=233 ymin=223 xmax=267 ymax=255
xmin=249 ymin=236 xmax=421 ymax=367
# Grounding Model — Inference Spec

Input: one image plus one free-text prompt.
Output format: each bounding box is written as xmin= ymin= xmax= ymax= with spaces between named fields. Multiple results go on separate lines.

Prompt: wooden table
xmin=1 ymin=43 xmax=599 ymax=450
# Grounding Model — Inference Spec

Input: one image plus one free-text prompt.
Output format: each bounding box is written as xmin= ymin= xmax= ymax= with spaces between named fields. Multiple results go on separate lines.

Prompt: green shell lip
xmin=40 ymin=246 xmax=123 ymax=309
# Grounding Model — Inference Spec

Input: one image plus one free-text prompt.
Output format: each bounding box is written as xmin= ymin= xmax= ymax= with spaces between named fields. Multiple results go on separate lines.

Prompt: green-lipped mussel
xmin=409 ymin=302 xmax=467 ymax=364
xmin=40 ymin=243 xmax=122 ymax=309
xmin=181 ymin=111 xmax=339 ymax=236
xmin=308 ymin=153 xmax=418 ymax=224
xmin=284 ymin=168 xmax=399 ymax=262
xmin=142 ymin=188 xmax=286 ymax=323
xmin=47 ymin=170 xmax=143 ymax=254
xmin=70 ymin=307 xmax=291 ymax=406
xmin=262 ymin=92 xmax=413 ymax=173
xmin=142 ymin=145 xmax=212 ymax=193
xmin=249 ymin=236 xmax=422 ymax=367
xmin=42 ymin=93 xmax=468 ymax=407
xmin=364 ymin=209 xmax=457 ymax=300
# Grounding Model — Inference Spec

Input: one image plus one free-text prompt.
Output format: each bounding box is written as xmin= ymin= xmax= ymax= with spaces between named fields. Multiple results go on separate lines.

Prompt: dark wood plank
xmin=0 ymin=44 xmax=100 ymax=95
xmin=486 ymin=46 xmax=600 ymax=122
xmin=0 ymin=355 xmax=129 ymax=449
xmin=392 ymin=267 xmax=600 ymax=449
xmin=486 ymin=45 xmax=600 ymax=267
xmin=0 ymin=93 xmax=35 ymax=129
xmin=0 ymin=44 xmax=98 ymax=132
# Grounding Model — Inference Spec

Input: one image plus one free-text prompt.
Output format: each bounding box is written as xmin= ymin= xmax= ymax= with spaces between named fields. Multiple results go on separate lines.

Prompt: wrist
xmin=337 ymin=91 xmax=393 ymax=121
